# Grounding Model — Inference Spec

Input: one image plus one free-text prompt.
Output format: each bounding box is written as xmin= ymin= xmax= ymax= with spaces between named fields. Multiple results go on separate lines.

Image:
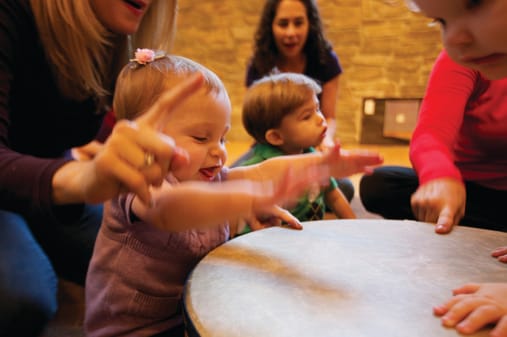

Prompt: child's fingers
xmin=492 ymin=246 xmax=507 ymax=258
xmin=435 ymin=207 xmax=456 ymax=234
xmin=270 ymin=206 xmax=302 ymax=230
xmin=452 ymin=283 xmax=481 ymax=295
xmin=276 ymin=165 xmax=329 ymax=204
xmin=433 ymin=304 xmax=449 ymax=316
xmin=434 ymin=295 xmax=463 ymax=317
xmin=491 ymin=314 xmax=507 ymax=337
xmin=325 ymin=146 xmax=383 ymax=178
xmin=136 ymin=72 xmax=204 ymax=129
xmin=455 ymin=304 xmax=504 ymax=335
xmin=108 ymin=121 xmax=183 ymax=182
xmin=433 ymin=289 xmax=478 ymax=318
xmin=248 ymin=216 xmax=265 ymax=231
xmin=440 ymin=296 xmax=495 ymax=327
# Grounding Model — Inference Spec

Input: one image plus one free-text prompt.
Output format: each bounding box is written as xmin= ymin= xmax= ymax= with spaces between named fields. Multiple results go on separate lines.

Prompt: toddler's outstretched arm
xmin=433 ymin=283 xmax=507 ymax=336
xmin=132 ymin=165 xmax=322 ymax=232
xmin=229 ymin=144 xmax=382 ymax=186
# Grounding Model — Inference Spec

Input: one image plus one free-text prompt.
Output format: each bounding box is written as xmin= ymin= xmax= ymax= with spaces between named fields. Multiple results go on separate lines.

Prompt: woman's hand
xmin=52 ymin=73 xmax=203 ymax=206
xmin=410 ymin=178 xmax=466 ymax=234
xmin=71 ymin=140 xmax=103 ymax=161
xmin=433 ymin=283 xmax=507 ymax=336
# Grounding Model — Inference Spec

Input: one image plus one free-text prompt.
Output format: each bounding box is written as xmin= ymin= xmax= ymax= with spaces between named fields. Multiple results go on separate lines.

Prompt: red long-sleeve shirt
xmin=410 ymin=50 xmax=507 ymax=190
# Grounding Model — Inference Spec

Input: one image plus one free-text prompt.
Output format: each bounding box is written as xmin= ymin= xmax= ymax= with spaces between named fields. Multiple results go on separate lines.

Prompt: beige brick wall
xmin=172 ymin=0 xmax=442 ymax=144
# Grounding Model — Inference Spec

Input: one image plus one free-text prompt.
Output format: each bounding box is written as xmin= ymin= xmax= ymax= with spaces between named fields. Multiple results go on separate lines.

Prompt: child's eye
xmin=220 ymin=137 xmax=227 ymax=145
xmin=193 ymin=136 xmax=207 ymax=142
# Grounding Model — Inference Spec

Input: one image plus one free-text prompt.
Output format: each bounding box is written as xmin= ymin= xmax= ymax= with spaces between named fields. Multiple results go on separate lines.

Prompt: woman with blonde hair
xmin=0 ymin=0 xmax=198 ymax=335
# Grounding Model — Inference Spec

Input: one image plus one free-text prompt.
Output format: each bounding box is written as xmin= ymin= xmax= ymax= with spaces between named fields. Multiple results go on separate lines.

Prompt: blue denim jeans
xmin=0 ymin=204 xmax=102 ymax=336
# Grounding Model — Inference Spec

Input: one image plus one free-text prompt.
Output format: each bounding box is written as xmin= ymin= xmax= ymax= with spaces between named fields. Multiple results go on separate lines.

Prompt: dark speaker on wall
xmin=360 ymin=98 xmax=421 ymax=145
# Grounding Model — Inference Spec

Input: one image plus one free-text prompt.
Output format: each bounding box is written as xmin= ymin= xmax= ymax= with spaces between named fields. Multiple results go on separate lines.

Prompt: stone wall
xmin=172 ymin=0 xmax=442 ymax=144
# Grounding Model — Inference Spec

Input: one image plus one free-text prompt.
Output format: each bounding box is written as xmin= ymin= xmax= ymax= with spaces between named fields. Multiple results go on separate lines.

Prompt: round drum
xmin=184 ymin=219 xmax=507 ymax=337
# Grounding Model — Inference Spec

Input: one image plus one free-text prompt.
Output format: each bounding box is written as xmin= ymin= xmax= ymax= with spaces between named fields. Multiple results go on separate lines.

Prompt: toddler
xmin=236 ymin=73 xmax=356 ymax=234
xmin=84 ymin=50 xmax=382 ymax=336
xmin=406 ymin=1 xmax=507 ymax=336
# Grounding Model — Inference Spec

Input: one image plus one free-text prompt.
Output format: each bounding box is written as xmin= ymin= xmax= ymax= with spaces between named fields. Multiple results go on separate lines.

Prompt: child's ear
xmin=265 ymin=129 xmax=284 ymax=146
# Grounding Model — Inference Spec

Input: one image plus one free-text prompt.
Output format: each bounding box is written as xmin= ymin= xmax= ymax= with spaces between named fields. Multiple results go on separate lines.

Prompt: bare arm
xmin=228 ymin=145 xmax=382 ymax=185
xmin=133 ymin=180 xmax=263 ymax=231
xmin=131 ymin=165 xmax=315 ymax=232
xmin=409 ymin=51 xmax=474 ymax=233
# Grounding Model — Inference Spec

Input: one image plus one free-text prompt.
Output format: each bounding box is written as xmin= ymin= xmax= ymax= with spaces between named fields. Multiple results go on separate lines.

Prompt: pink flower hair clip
xmin=130 ymin=48 xmax=165 ymax=65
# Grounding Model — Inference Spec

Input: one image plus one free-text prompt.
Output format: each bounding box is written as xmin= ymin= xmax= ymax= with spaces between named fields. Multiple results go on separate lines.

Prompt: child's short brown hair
xmin=242 ymin=73 xmax=321 ymax=144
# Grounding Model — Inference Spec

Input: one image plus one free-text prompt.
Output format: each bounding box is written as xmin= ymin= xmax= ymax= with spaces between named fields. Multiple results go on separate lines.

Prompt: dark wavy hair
xmin=251 ymin=0 xmax=333 ymax=76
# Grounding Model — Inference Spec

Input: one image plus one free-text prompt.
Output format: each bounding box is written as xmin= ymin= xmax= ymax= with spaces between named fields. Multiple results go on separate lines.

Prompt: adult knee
xmin=359 ymin=172 xmax=387 ymax=213
xmin=359 ymin=166 xmax=418 ymax=220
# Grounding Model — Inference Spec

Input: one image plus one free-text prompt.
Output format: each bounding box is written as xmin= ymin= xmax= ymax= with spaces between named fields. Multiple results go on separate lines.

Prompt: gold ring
xmin=144 ymin=152 xmax=155 ymax=167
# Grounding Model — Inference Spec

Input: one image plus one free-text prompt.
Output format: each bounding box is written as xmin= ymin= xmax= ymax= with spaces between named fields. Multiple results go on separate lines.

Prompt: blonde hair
xmin=30 ymin=0 xmax=177 ymax=107
xmin=242 ymin=73 xmax=321 ymax=144
xmin=114 ymin=54 xmax=226 ymax=121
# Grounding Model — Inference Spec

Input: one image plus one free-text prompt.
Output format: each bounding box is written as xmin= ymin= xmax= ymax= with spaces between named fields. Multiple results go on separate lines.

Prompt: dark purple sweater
xmin=0 ymin=0 xmax=106 ymax=222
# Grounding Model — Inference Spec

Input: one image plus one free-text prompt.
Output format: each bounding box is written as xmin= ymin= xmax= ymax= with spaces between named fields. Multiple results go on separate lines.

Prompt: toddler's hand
xmin=433 ymin=283 xmax=507 ymax=336
xmin=492 ymin=246 xmax=507 ymax=263
xmin=410 ymin=178 xmax=465 ymax=234
xmin=251 ymin=164 xmax=329 ymax=213
xmin=247 ymin=206 xmax=302 ymax=231
xmin=324 ymin=144 xmax=383 ymax=178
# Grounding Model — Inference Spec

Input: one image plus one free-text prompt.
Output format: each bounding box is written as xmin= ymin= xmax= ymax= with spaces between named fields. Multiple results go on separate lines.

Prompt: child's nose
xmin=210 ymin=144 xmax=225 ymax=158
xmin=317 ymin=113 xmax=326 ymax=125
